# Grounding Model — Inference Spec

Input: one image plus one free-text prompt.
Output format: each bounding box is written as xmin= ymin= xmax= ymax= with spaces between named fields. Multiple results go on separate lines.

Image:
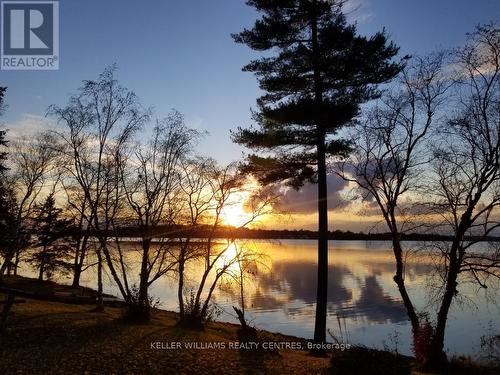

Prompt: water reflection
xmin=256 ymin=261 xmax=352 ymax=308
xmin=354 ymin=276 xmax=407 ymax=323
xmin=248 ymin=253 xmax=409 ymax=324
xmin=18 ymin=240 xmax=499 ymax=356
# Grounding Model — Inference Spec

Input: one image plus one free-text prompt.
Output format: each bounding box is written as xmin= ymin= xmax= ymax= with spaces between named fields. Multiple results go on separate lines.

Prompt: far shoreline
xmin=87 ymin=225 xmax=500 ymax=243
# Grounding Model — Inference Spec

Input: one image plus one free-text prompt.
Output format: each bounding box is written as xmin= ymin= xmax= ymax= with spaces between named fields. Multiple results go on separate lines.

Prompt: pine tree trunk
xmin=314 ymin=128 xmax=328 ymax=344
xmin=311 ymin=1 xmax=328 ymax=345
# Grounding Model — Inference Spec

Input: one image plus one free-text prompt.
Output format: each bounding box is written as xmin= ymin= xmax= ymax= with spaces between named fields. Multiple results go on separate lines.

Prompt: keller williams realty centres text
xmin=150 ymin=341 xmax=351 ymax=351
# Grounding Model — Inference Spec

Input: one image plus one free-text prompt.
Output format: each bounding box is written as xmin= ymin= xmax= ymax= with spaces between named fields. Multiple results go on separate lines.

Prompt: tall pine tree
xmin=232 ymin=0 xmax=401 ymax=343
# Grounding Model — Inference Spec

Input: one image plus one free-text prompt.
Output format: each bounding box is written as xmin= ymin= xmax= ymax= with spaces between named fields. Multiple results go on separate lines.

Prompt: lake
xmin=19 ymin=239 xmax=500 ymax=357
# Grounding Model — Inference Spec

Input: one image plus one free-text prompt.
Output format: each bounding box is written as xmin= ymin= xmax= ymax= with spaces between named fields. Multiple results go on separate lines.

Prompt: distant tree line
xmin=92 ymin=224 xmax=500 ymax=242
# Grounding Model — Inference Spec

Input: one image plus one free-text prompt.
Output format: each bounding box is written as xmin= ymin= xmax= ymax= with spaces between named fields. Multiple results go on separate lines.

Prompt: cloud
xmin=276 ymin=174 xmax=350 ymax=214
xmin=2 ymin=113 xmax=58 ymax=139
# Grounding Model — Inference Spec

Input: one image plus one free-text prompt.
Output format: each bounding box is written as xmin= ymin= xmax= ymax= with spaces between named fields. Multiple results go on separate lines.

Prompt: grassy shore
xmin=0 ymin=276 xmax=498 ymax=374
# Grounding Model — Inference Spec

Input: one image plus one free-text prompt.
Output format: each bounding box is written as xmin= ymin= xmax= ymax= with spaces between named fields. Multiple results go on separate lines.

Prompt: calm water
xmin=19 ymin=240 xmax=500 ymax=356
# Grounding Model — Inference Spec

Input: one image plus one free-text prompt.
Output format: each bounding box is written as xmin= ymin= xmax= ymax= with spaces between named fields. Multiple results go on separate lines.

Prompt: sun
xmin=219 ymin=179 xmax=270 ymax=228
xmin=220 ymin=204 xmax=254 ymax=227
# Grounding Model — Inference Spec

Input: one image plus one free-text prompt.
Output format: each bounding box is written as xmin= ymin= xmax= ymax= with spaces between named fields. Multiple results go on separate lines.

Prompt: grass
xmin=0 ymin=274 xmax=115 ymax=300
xmin=0 ymin=276 xmax=330 ymax=374
xmin=0 ymin=276 xmax=499 ymax=374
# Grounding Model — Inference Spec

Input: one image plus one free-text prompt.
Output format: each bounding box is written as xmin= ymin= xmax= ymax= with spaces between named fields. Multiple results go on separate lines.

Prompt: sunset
xmin=1 ymin=1 xmax=500 ymax=374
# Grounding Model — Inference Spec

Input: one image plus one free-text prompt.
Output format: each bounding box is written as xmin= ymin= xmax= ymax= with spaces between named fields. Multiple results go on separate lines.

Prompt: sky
xmin=1 ymin=0 xmax=499 ymax=231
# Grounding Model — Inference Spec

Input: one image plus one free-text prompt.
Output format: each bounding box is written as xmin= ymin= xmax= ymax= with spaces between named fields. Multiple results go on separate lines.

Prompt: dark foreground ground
xmin=0 ymin=276 xmax=498 ymax=375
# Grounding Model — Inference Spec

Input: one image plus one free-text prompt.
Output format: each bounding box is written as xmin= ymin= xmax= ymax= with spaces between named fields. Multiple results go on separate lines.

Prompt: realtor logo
xmin=1 ymin=1 xmax=59 ymax=70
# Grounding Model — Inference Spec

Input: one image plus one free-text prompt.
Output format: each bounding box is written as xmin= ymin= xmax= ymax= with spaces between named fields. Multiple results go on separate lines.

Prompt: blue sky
xmin=1 ymin=0 xmax=499 ymax=164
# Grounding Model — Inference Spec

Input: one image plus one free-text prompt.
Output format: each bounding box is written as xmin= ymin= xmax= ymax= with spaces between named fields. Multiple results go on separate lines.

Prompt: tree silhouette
xmin=0 ymin=132 xmax=58 ymax=279
xmin=0 ymin=87 xmax=8 ymax=189
xmin=119 ymin=111 xmax=199 ymax=322
xmin=232 ymin=0 xmax=401 ymax=343
xmin=49 ymin=66 xmax=149 ymax=310
xmin=427 ymin=24 xmax=500 ymax=368
xmin=338 ymin=53 xmax=451 ymax=363
xmin=0 ymin=128 xmax=8 ymax=208
xmin=27 ymin=194 xmax=74 ymax=281
xmin=0 ymin=87 xmax=7 ymax=175
xmin=0 ymin=88 xmax=16 ymax=277
xmin=0 ymin=134 xmax=12 ymax=272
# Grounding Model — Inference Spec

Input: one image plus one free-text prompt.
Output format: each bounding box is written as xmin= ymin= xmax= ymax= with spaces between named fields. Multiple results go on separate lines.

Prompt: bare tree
xmin=338 ymin=53 xmax=451 ymax=340
xmin=178 ymin=161 xmax=274 ymax=327
xmin=175 ymin=158 xmax=213 ymax=319
xmin=228 ymin=241 xmax=267 ymax=332
xmin=119 ymin=111 xmax=199 ymax=321
xmin=427 ymin=24 xmax=500 ymax=367
xmin=49 ymin=65 xmax=149 ymax=310
xmin=338 ymin=25 xmax=500 ymax=368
